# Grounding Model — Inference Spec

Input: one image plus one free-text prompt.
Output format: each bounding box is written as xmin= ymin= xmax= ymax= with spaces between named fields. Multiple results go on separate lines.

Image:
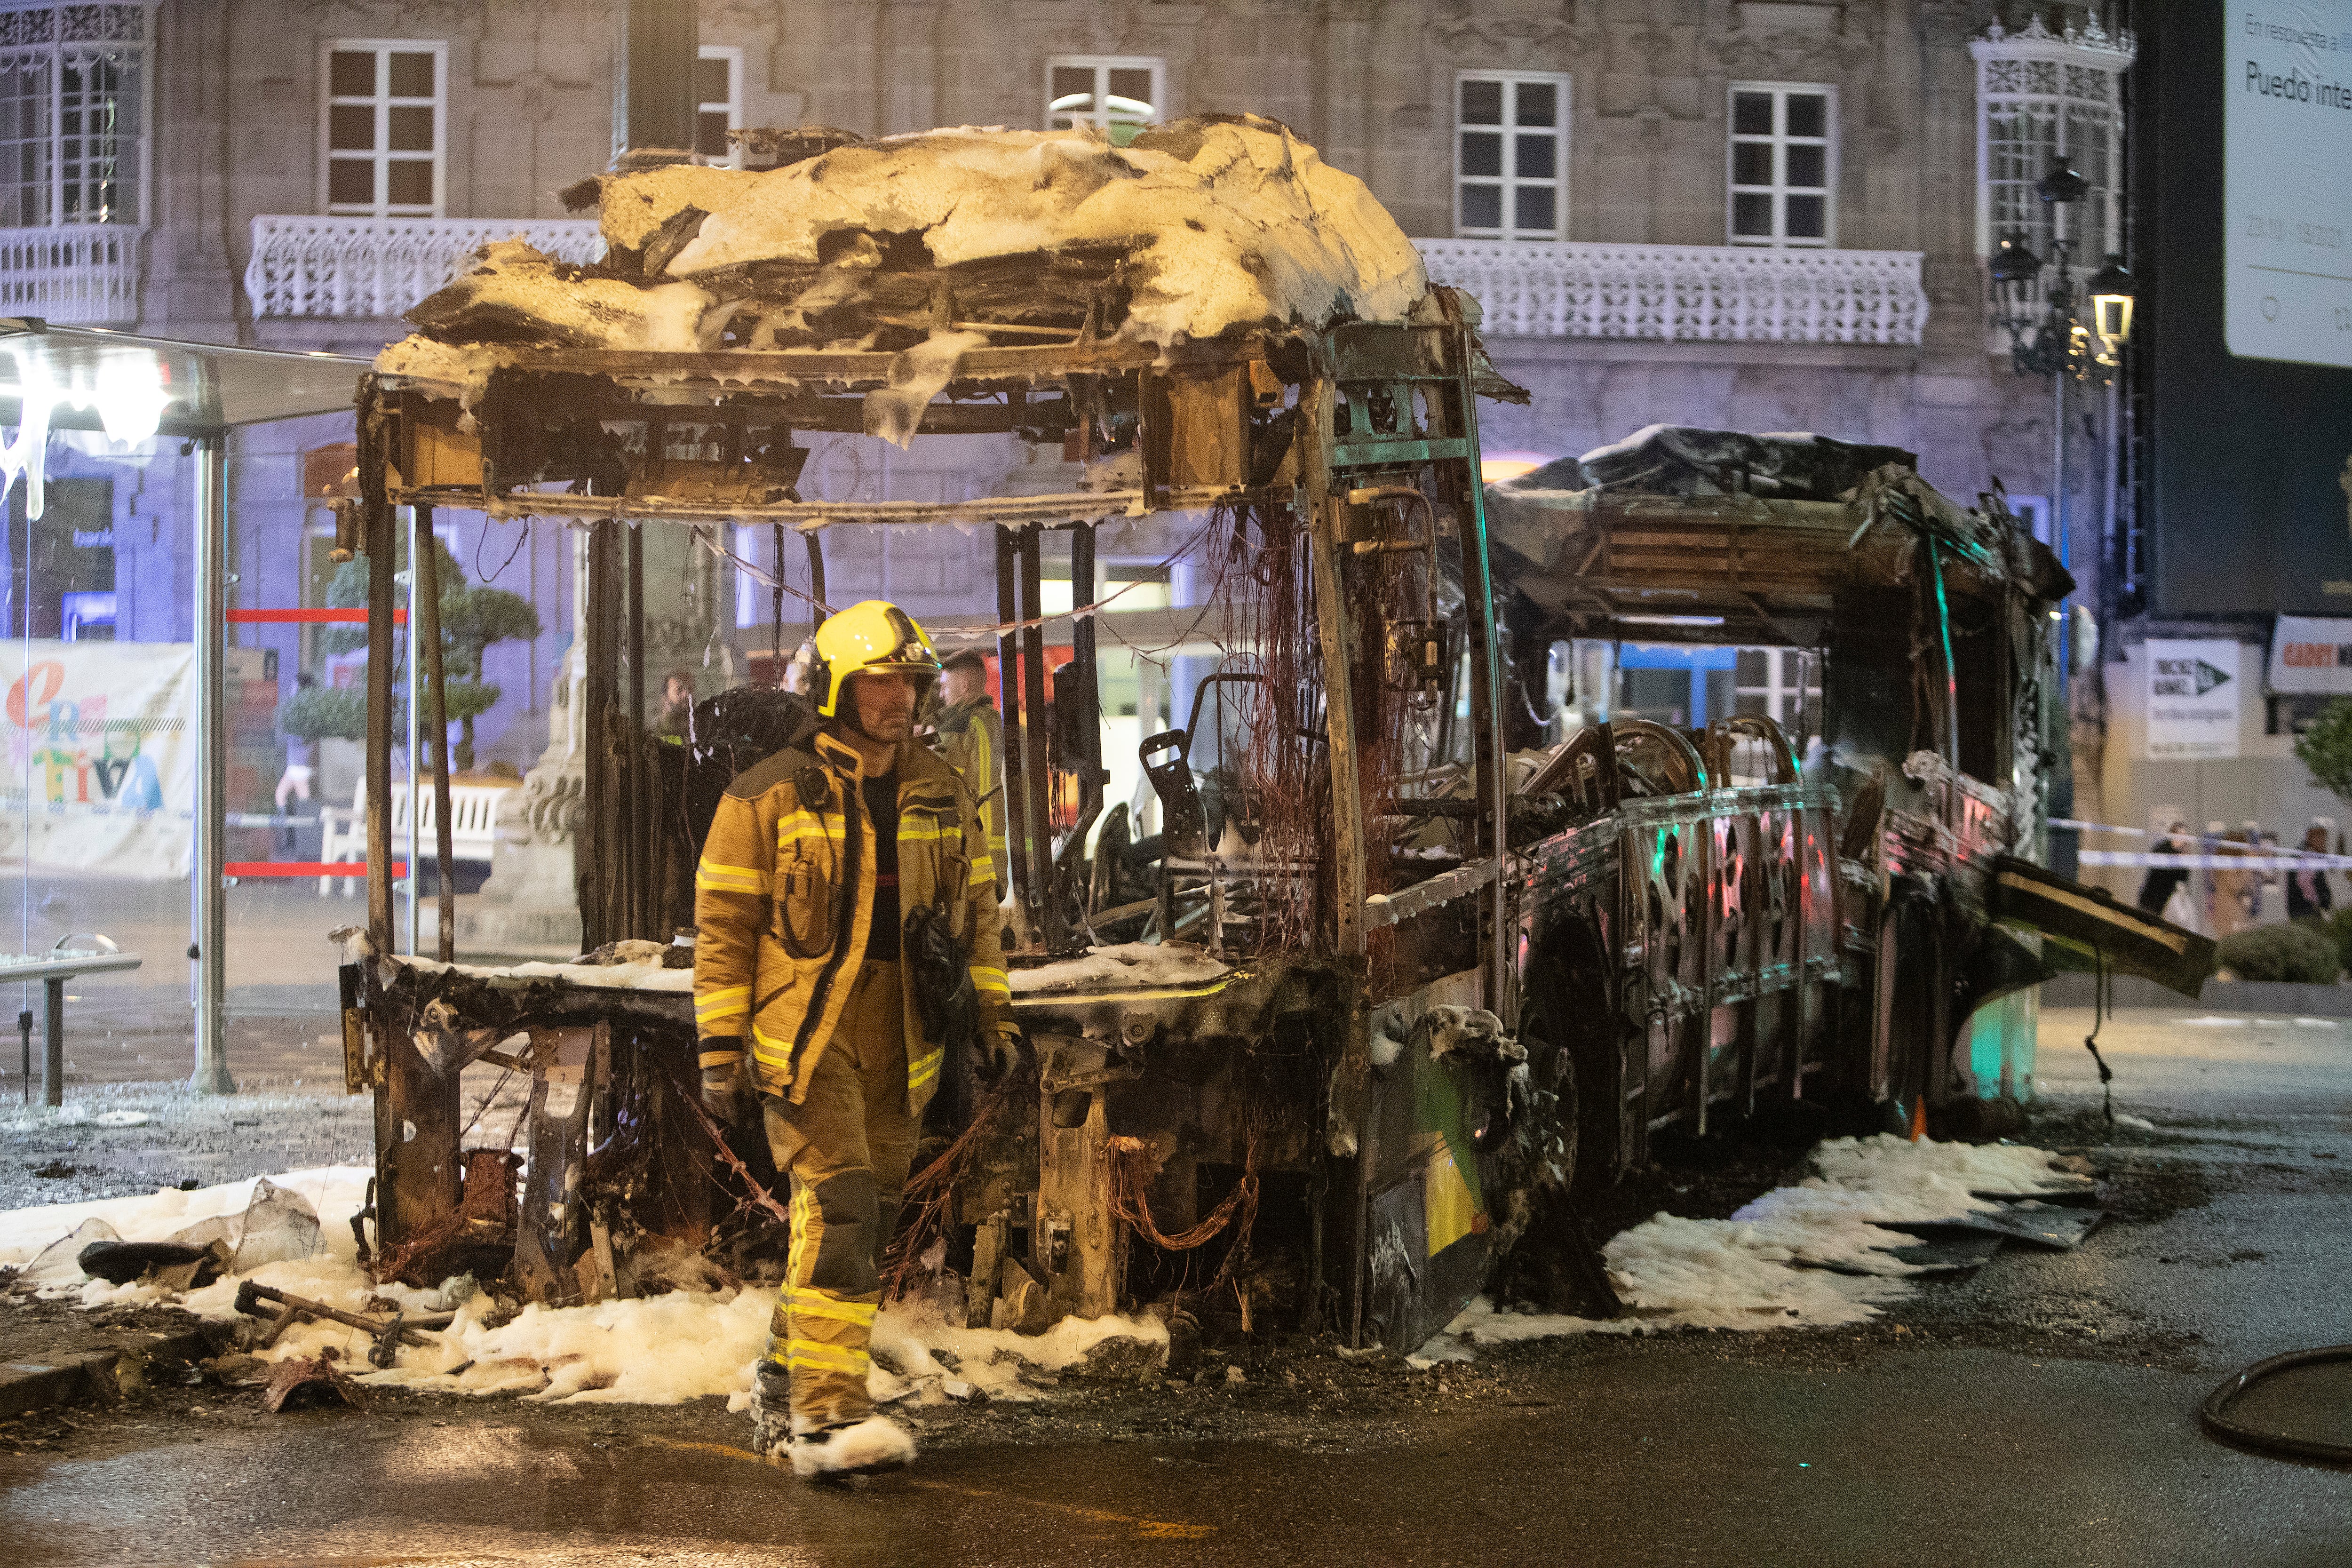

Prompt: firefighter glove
xmin=698 ymin=1038 xmax=753 ymax=1126
xmin=975 ymin=1018 xmax=1025 ymax=1087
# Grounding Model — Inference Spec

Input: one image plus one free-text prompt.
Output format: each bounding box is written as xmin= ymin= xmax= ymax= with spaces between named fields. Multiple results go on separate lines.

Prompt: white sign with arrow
xmin=2144 ymin=639 xmax=2242 ymax=760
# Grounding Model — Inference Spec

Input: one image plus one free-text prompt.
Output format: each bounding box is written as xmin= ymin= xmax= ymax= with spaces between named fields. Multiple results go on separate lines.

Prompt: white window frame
xmin=1726 ymin=81 xmax=1836 ymax=248
xmin=1732 ymin=647 xmax=1820 ymax=729
xmin=1044 ymin=55 xmax=1165 ymax=143
xmin=0 ymin=1 xmax=155 ymax=230
xmin=318 ymin=39 xmax=446 ymax=219
xmin=1452 ymin=71 xmax=1569 ymax=243
xmin=696 ymin=43 xmax=743 ymax=168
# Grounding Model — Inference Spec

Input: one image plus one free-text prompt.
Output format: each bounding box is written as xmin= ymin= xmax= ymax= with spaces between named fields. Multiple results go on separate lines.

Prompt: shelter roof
xmin=0 ymin=320 xmax=367 ymax=436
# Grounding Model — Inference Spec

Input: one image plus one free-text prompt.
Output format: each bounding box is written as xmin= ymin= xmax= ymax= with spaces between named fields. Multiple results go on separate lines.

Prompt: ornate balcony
xmin=244 ymin=218 xmax=1929 ymax=350
xmin=246 ymin=215 xmax=604 ymax=320
xmin=0 ymin=225 xmax=144 ymax=325
xmin=1416 ymin=240 xmax=1928 ymax=346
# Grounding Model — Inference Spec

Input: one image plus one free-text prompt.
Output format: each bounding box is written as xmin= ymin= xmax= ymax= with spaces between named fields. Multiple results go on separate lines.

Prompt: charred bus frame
xmin=344 ymin=328 xmax=2209 ymax=1353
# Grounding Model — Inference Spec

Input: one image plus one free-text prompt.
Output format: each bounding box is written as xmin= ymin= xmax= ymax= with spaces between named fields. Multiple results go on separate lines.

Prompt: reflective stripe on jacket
xmin=933 ymin=697 xmax=1009 ymax=892
xmin=693 ymin=728 xmax=1009 ymax=1110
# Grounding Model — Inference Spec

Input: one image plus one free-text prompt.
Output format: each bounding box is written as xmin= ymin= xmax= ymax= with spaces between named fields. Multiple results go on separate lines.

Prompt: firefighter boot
xmin=748 ymin=1361 xmax=793 ymax=1459
xmin=787 ymin=1413 xmax=917 ymax=1480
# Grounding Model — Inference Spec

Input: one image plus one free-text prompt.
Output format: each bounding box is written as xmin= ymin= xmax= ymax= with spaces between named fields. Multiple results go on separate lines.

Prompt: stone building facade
xmin=0 ymin=0 xmax=2135 ymax=787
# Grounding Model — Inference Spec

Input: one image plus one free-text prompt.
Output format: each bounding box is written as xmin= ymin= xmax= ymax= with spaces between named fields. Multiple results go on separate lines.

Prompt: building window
xmin=696 ymin=45 xmax=742 ymax=166
xmin=1733 ymin=648 xmax=1821 ymax=729
xmin=0 ymin=2 xmax=150 ymax=229
xmin=1046 ymin=56 xmax=1162 ymax=146
xmin=1454 ymin=72 xmax=1566 ymax=241
xmin=321 ymin=40 xmax=445 ymax=217
xmin=1971 ymin=18 xmax=2133 ymax=311
xmin=1728 ymin=84 xmax=1833 ymax=247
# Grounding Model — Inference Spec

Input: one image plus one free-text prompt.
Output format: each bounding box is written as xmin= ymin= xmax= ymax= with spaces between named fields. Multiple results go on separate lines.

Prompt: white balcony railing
xmin=246 ymin=215 xmax=604 ymax=319
xmin=0 ymin=225 xmax=144 ymax=325
xmin=1418 ymin=239 xmax=1927 ymax=345
xmin=246 ymin=216 xmax=1927 ymax=350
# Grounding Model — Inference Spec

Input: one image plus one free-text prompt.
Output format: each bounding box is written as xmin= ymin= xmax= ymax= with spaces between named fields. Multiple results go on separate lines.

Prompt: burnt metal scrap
xmin=341 ymin=124 xmax=2209 ymax=1359
xmin=232 ymin=1279 xmax=453 ymax=1368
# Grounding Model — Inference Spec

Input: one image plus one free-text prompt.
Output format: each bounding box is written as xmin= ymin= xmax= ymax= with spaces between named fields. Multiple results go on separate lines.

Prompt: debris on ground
xmin=0 ymin=1162 xmax=1169 ymax=1409
xmin=262 ymin=1353 xmax=364 ymax=1413
xmin=76 ymin=1239 xmax=227 ymax=1289
xmin=0 ymin=1133 xmax=2116 ymax=1416
xmin=1408 ymin=1135 xmax=2102 ymax=1365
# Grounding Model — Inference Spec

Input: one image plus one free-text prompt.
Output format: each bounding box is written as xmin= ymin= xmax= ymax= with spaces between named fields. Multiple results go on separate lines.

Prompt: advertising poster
xmin=2145 ymin=638 xmax=2244 ymax=760
xmin=0 ymin=640 xmax=196 ymax=879
xmin=2267 ymin=614 xmax=2352 ymax=692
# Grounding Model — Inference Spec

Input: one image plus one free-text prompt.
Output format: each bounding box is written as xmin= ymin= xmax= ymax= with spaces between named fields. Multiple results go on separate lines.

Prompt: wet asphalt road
xmin=3 ymin=1003 xmax=2350 ymax=1567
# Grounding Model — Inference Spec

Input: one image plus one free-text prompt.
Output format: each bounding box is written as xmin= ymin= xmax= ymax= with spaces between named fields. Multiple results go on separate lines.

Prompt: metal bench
xmin=2 ymin=936 xmax=143 ymax=1106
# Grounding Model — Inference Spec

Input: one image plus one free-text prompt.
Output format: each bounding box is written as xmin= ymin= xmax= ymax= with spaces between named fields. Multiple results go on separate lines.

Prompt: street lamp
xmin=2087 ymin=253 xmax=2136 ymax=364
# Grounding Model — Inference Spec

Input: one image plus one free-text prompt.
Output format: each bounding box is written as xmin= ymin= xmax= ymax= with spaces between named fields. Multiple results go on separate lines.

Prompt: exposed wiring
xmin=474 ymin=515 xmax=530 ymax=585
xmin=2083 ymin=945 xmax=2115 ymax=1125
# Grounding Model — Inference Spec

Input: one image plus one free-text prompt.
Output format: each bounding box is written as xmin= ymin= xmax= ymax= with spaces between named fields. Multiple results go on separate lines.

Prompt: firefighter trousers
xmin=758 ymin=961 xmax=918 ymax=1428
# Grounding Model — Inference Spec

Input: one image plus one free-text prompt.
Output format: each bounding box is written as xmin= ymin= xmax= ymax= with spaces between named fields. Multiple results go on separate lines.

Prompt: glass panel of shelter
xmin=0 ymin=429 xmax=184 ymax=1095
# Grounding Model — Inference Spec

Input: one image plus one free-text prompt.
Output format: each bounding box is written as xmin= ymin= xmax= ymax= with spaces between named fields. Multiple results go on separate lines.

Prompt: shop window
xmin=8 ymin=477 xmax=114 ymax=638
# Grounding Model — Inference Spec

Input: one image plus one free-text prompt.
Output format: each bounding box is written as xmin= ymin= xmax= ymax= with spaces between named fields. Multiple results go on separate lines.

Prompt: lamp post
xmin=2085 ymin=253 xmax=2138 ymax=622
xmin=1989 ymin=157 xmax=2135 ymax=880
xmin=1989 ymin=157 xmax=2137 ymax=638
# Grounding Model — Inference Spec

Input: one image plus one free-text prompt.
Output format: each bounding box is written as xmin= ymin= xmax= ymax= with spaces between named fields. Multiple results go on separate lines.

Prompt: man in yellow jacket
xmin=693 ymin=600 xmax=1017 ymax=1479
xmin=930 ymin=649 xmax=1009 ymax=891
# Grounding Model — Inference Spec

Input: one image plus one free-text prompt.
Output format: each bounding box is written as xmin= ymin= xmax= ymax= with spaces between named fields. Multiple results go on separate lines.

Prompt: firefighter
xmin=930 ymin=648 xmax=1009 ymax=891
xmin=693 ymin=599 xmax=1017 ymax=1479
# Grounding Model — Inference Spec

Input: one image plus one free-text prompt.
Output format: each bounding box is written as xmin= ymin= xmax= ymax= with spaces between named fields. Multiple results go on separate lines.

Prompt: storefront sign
xmin=2145 ymin=638 xmax=2242 ymax=760
xmin=0 ymin=640 xmax=194 ymax=879
xmin=2267 ymin=615 xmax=2352 ymax=694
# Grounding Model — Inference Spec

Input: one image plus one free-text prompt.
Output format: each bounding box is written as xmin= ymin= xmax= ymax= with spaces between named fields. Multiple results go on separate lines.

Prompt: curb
xmin=2040 ymin=974 xmax=2352 ymax=1016
xmin=0 ymin=1328 xmax=211 ymax=1419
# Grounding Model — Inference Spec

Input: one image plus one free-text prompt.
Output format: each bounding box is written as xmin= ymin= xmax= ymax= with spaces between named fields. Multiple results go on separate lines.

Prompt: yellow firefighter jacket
xmin=932 ymin=695 xmax=1009 ymax=891
xmin=692 ymin=728 xmax=1010 ymax=1110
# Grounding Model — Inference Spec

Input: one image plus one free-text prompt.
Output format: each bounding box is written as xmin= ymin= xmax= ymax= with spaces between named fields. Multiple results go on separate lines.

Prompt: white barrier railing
xmin=1416 ymin=239 xmax=1928 ymax=345
xmin=0 ymin=225 xmax=144 ymax=324
xmin=245 ymin=215 xmax=604 ymax=319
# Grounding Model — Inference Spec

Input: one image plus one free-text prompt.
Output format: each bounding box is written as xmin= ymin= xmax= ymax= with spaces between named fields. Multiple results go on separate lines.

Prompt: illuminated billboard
xmin=2137 ymin=0 xmax=2352 ymax=616
xmin=2225 ymin=1 xmax=2352 ymax=367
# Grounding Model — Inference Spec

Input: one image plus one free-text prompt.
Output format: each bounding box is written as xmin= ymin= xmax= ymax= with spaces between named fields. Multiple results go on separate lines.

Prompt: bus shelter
xmin=0 ymin=318 xmax=368 ymax=1095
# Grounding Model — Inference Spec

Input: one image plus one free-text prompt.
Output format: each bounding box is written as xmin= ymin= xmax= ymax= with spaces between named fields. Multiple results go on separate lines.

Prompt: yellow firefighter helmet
xmin=812 ymin=599 xmax=943 ymax=717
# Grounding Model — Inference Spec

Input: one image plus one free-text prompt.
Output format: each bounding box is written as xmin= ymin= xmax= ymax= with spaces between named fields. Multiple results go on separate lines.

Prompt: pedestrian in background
xmin=2210 ymin=828 xmax=2257 ymax=938
xmin=2288 ymin=817 xmax=2337 ymax=923
xmin=2247 ymin=820 xmax=2275 ymax=922
xmin=656 ymin=669 xmax=695 ymax=741
xmin=2137 ymin=818 xmax=2191 ymax=916
xmin=275 ymin=673 xmax=319 ymax=852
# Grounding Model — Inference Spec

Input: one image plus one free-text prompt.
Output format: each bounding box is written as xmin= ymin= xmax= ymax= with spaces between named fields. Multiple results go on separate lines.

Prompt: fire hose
xmin=2197 ymin=1344 xmax=2352 ymax=1464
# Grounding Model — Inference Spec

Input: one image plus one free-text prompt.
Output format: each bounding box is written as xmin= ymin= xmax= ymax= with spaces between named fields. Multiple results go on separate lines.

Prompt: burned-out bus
xmin=342 ymin=119 xmax=2207 ymax=1354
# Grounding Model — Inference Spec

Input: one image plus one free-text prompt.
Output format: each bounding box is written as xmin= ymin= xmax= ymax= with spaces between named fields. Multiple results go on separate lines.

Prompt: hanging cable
xmin=2082 ymin=942 xmax=2115 ymax=1125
